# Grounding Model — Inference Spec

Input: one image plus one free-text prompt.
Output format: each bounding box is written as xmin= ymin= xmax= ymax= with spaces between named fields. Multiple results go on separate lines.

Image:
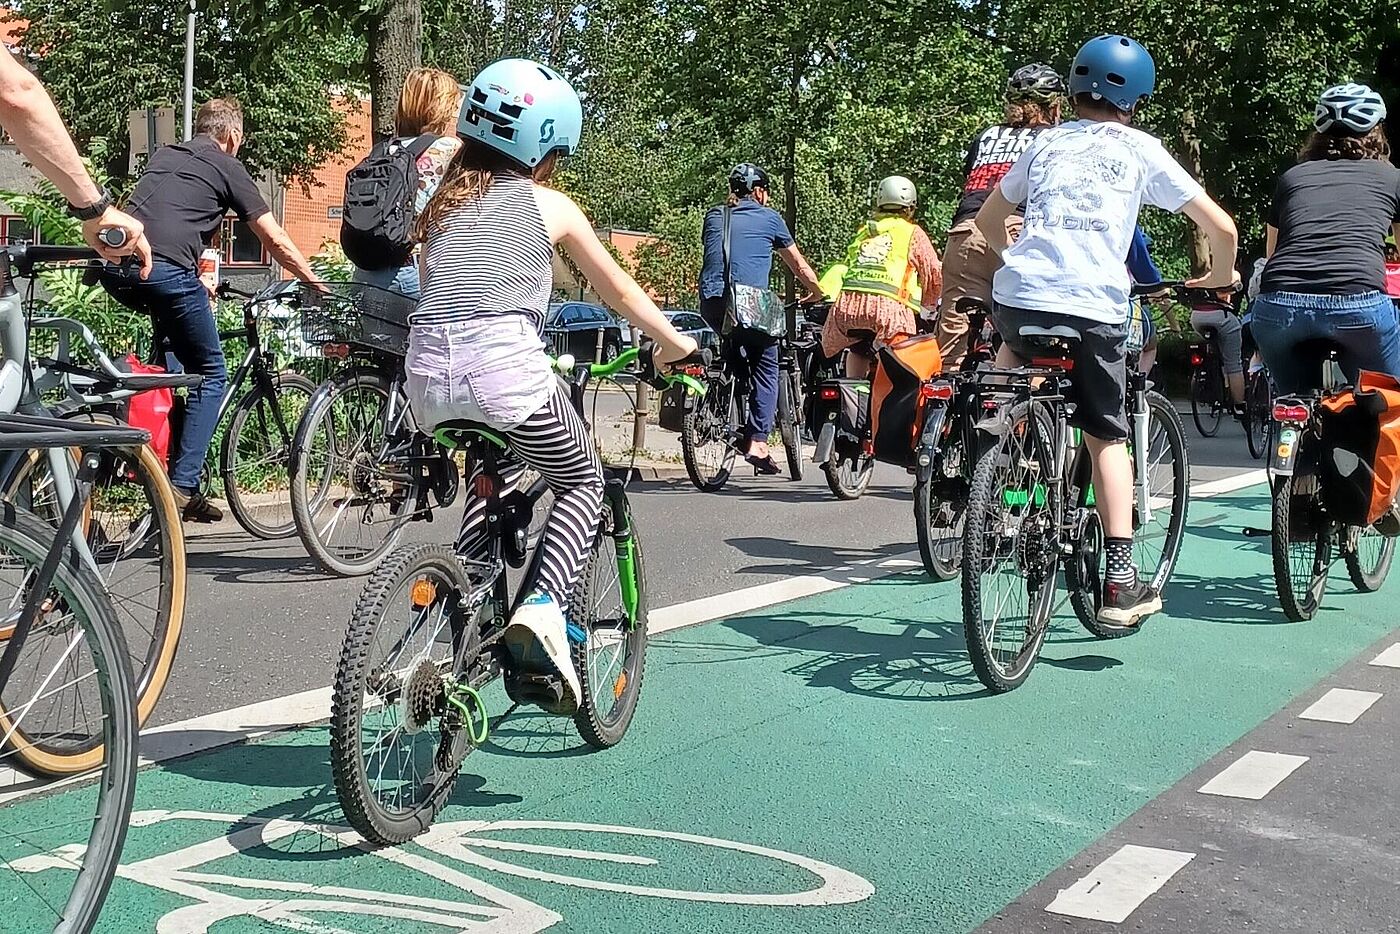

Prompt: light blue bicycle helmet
xmin=459 ymin=58 xmax=582 ymax=168
xmin=1069 ymin=35 xmax=1156 ymax=113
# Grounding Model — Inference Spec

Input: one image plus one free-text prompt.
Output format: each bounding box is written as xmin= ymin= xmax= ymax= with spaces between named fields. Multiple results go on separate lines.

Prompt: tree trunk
xmin=1179 ymin=107 xmax=1210 ymax=276
xmin=369 ymin=0 xmax=423 ymax=141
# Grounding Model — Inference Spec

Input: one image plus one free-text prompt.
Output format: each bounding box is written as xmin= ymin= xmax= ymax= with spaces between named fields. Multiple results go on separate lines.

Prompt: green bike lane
xmin=9 ymin=482 xmax=1400 ymax=933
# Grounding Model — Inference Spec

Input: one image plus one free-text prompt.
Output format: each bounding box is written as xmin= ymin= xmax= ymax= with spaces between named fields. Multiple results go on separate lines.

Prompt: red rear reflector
xmin=1189 ymin=354 xmax=1204 ymax=367
xmin=1273 ymin=403 xmax=1309 ymax=423
xmin=321 ymin=343 xmax=350 ymax=360
xmin=683 ymin=365 xmax=705 ymax=377
xmin=473 ymin=474 xmax=497 ymax=497
xmin=919 ymin=382 xmax=954 ymax=401
xmin=819 ymin=387 xmax=839 ymax=401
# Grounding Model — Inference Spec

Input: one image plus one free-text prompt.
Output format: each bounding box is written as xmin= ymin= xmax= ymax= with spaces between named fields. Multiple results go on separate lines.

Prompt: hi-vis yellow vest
xmin=839 ymin=216 xmax=921 ymax=311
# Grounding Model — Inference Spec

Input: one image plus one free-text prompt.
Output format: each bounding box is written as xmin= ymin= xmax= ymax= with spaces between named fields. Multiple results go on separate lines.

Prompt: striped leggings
xmin=453 ymin=384 xmax=604 ymax=605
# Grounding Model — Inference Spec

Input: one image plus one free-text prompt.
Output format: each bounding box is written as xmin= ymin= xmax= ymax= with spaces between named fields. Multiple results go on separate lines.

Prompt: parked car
xmin=545 ymin=301 xmax=627 ymax=362
xmin=664 ymin=309 xmax=720 ymax=351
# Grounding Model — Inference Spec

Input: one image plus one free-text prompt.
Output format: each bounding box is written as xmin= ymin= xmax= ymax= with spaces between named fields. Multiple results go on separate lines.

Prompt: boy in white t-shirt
xmin=974 ymin=34 xmax=1238 ymax=627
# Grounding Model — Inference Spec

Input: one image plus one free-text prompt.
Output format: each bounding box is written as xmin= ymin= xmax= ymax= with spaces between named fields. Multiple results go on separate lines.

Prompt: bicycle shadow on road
xmin=1162 ymin=570 xmax=1303 ymax=625
xmin=701 ymin=607 xmax=1123 ymax=703
xmin=182 ymin=539 xmax=347 ymax=584
xmin=724 ymin=536 xmax=915 ymax=576
xmin=153 ymin=727 xmax=524 ymax=862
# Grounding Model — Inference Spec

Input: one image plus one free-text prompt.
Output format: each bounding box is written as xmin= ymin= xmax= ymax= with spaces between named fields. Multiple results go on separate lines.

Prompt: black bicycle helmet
xmin=1007 ymin=63 xmax=1067 ymax=102
xmin=729 ymin=162 xmax=771 ymax=196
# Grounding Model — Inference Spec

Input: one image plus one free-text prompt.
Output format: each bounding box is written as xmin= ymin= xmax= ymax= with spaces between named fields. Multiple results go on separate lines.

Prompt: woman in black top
xmin=1253 ymin=83 xmax=1400 ymax=393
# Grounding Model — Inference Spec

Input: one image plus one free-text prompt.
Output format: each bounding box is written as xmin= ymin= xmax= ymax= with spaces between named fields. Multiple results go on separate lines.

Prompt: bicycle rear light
xmin=819 ymin=386 xmax=839 ymax=401
xmin=1272 ymin=403 xmax=1309 ymax=423
xmin=919 ymin=381 xmax=954 ymax=401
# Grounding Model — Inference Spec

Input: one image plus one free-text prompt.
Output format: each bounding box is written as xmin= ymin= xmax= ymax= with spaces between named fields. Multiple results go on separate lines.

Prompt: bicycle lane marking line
xmin=1044 ymin=844 xmax=1196 ymax=923
xmin=0 ymin=463 xmax=1272 ymax=804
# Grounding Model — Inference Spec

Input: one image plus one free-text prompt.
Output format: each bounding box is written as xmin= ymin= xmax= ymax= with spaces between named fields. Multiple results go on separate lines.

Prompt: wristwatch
xmin=66 ymin=188 xmax=112 ymax=221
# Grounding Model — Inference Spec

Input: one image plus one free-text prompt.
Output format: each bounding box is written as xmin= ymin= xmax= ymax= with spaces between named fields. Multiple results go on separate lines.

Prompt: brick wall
xmin=280 ymin=99 xmax=370 ymax=260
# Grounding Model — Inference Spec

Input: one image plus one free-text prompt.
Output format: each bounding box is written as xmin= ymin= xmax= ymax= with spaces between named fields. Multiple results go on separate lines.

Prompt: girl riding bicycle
xmin=1253 ymin=83 xmax=1400 ymax=394
xmin=409 ymin=58 xmax=697 ymax=713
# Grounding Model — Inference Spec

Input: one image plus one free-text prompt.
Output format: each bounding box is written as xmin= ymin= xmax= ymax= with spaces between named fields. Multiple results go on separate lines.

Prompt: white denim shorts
xmin=405 ymin=314 xmax=555 ymax=431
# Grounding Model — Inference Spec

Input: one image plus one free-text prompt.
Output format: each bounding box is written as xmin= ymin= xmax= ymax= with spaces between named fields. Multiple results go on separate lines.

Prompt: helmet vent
xmin=499 ymin=102 xmax=523 ymax=119
xmin=536 ymin=66 xmax=555 ymax=81
xmin=1106 ymin=72 xmax=1126 ymax=86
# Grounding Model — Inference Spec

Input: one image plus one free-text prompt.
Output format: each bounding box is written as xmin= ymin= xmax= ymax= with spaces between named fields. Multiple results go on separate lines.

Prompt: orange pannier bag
xmin=1317 ymin=370 xmax=1400 ymax=527
xmin=869 ymin=332 xmax=942 ymax=467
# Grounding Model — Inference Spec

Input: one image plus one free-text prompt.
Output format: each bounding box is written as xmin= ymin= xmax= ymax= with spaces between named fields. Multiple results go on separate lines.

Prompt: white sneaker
xmin=503 ymin=591 xmax=582 ymax=712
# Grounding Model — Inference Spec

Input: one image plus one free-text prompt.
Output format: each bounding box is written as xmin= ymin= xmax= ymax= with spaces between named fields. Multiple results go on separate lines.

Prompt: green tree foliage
xmin=12 ymin=0 xmax=360 ymax=185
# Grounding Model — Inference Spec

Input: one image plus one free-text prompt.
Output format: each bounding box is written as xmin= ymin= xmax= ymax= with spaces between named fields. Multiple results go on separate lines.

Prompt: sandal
xmin=745 ymin=454 xmax=781 ymax=475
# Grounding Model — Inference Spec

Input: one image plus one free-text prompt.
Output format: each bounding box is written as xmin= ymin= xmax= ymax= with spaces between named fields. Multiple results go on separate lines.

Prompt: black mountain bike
xmin=329 ymin=346 xmax=704 ymax=844
xmin=1268 ymin=347 xmax=1395 ymax=621
xmin=961 ymin=320 xmax=1189 ymax=692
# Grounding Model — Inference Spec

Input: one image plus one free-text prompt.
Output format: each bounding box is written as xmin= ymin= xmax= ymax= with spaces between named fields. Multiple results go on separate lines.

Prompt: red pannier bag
xmin=1317 ymin=370 xmax=1400 ymax=527
xmin=121 ymin=354 xmax=174 ymax=467
xmin=869 ymin=332 xmax=942 ymax=467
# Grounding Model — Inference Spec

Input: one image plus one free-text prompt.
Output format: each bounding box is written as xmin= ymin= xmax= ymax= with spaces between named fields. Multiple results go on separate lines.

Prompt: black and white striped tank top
xmin=413 ymin=174 xmax=553 ymax=330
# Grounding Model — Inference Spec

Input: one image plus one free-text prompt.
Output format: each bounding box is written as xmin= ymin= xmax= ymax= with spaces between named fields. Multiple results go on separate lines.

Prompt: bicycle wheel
xmin=221 ymin=370 xmax=315 ymax=539
xmin=823 ymin=453 xmax=874 ymax=500
xmin=572 ymin=492 xmax=648 ymax=748
xmin=1071 ymin=391 xmax=1189 ymax=638
xmin=1343 ymin=524 xmax=1395 ymax=592
xmin=1 ymin=418 xmax=186 ymax=775
xmin=681 ymin=378 xmax=738 ymax=493
xmin=330 ymin=542 xmax=475 ymax=845
xmin=0 ymin=504 xmax=138 ymax=934
xmin=961 ymin=404 xmax=1058 ymax=693
xmin=1190 ymin=368 xmax=1222 ymax=437
xmin=777 ymin=369 xmax=803 ymax=481
xmin=914 ymin=456 xmax=965 ymax=581
xmin=291 ymin=370 xmax=419 ymax=577
xmin=1245 ymin=371 xmax=1272 ymax=460
xmin=1271 ymin=473 xmax=1332 ymax=621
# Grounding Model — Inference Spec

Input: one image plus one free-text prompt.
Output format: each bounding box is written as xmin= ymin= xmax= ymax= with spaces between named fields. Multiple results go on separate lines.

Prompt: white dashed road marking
xmin=1045 ymin=844 xmax=1196 ymax=923
xmin=1198 ymin=750 xmax=1309 ymax=800
xmin=1369 ymin=643 xmax=1400 ymax=668
xmin=1299 ymin=688 xmax=1382 ymax=724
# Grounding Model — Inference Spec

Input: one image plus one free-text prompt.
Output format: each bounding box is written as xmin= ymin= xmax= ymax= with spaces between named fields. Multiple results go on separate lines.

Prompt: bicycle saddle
xmin=1018 ymin=324 xmax=1081 ymax=343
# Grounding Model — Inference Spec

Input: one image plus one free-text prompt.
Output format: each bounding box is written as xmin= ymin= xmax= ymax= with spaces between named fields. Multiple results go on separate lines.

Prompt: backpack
xmin=340 ymin=134 xmax=437 ymax=271
xmin=1317 ymin=370 xmax=1400 ymax=526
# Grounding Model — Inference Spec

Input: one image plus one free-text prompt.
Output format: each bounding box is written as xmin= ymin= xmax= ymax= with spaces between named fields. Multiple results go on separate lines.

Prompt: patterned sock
xmin=1104 ymin=537 xmax=1136 ymax=586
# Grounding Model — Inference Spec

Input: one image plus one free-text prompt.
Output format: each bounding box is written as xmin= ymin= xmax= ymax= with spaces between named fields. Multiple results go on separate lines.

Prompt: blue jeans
xmin=100 ymin=261 xmax=228 ymax=493
xmin=352 ymin=262 xmax=420 ymax=299
xmin=728 ymin=327 xmax=779 ymax=444
xmin=1252 ymin=291 xmax=1400 ymax=394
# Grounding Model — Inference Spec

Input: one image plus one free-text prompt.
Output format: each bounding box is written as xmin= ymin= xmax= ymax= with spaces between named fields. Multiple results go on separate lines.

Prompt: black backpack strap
xmin=403 ymin=133 xmax=438 ymax=159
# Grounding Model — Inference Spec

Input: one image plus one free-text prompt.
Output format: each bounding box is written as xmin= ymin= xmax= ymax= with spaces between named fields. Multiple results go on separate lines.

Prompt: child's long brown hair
xmin=415 ymin=139 xmax=558 ymax=240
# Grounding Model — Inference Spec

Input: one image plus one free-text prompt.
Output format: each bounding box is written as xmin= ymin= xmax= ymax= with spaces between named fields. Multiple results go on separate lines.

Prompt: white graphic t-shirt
xmin=992 ymin=120 xmax=1203 ymax=324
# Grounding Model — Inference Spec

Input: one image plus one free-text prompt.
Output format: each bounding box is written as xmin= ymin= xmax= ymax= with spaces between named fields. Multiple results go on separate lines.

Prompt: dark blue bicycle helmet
xmin=1069 ymin=35 xmax=1156 ymax=113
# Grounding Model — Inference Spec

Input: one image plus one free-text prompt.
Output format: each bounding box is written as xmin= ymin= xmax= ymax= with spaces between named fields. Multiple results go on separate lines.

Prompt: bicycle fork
xmin=604 ymin=479 xmax=641 ymax=628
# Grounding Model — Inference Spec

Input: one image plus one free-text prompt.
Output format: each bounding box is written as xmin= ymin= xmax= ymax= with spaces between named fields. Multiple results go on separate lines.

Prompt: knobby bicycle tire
xmin=572 ymin=494 xmax=648 ymax=748
xmin=290 ymin=369 xmax=418 ymax=577
xmin=680 ymin=379 xmax=738 ymax=493
xmin=0 ymin=503 xmax=138 ymax=934
xmin=222 ymin=370 xmax=316 ymax=539
xmin=914 ymin=464 xmax=964 ymax=581
xmin=0 ymin=420 xmax=185 ymax=775
xmin=330 ymin=542 xmax=471 ymax=845
xmin=961 ymin=403 xmax=1058 ymax=693
xmin=1271 ymin=473 xmax=1331 ymax=621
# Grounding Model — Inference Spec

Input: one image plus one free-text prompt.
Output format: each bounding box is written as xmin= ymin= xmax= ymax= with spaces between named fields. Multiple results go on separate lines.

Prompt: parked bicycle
xmin=1268 ymin=346 xmax=1395 ymax=621
xmin=328 ymin=345 xmax=705 ymax=844
xmin=960 ymin=312 xmax=1189 ymax=692
xmin=0 ymin=411 xmax=148 ymax=934
xmin=0 ymin=244 xmax=196 ymax=775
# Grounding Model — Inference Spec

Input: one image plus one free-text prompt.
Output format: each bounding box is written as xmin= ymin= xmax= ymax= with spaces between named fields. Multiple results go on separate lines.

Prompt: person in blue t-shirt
xmin=698 ymin=163 xmax=824 ymax=474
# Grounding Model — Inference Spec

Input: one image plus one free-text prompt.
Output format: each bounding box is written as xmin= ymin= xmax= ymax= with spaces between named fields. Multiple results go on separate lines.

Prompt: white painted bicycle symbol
xmin=15 ymin=809 xmax=874 ymax=932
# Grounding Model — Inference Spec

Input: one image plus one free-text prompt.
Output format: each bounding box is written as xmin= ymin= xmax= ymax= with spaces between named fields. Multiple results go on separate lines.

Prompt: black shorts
xmin=992 ymin=304 xmax=1129 ymax=442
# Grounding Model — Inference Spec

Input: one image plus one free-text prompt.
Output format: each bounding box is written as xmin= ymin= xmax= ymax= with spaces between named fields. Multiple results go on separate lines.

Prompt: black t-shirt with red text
xmin=950 ymin=124 xmax=1046 ymax=226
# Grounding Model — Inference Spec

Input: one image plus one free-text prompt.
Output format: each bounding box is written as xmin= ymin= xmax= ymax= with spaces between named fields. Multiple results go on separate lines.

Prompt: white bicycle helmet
xmin=875 ymin=175 xmax=917 ymax=211
xmin=1315 ymin=83 xmax=1387 ymax=134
